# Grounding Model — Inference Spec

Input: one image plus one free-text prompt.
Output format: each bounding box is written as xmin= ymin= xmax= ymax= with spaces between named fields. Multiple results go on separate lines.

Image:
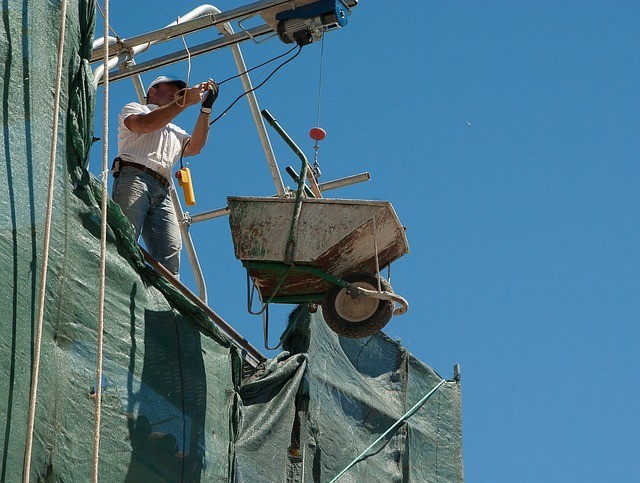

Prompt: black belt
xmin=114 ymin=159 xmax=170 ymax=187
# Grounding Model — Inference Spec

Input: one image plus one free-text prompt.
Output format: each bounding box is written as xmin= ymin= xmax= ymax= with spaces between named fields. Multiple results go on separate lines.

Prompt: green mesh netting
xmin=1 ymin=1 xmax=239 ymax=481
xmin=0 ymin=1 xmax=463 ymax=481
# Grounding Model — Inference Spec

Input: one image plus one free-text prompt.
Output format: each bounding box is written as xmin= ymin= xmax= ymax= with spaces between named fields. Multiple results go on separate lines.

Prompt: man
xmin=112 ymin=75 xmax=218 ymax=275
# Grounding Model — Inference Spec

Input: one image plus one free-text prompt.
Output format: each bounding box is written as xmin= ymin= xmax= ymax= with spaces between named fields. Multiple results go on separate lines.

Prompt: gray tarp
xmin=0 ymin=1 xmax=463 ymax=481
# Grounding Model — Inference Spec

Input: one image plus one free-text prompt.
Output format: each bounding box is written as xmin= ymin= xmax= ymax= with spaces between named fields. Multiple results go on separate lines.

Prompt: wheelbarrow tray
xmin=228 ymin=196 xmax=409 ymax=300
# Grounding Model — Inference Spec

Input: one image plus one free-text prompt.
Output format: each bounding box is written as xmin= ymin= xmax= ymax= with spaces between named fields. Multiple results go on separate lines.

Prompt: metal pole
xmin=190 ymin=207 xmax=230 ymax=223
xmin=225 ymin=28 xmax=286 ymax=196
xmin=130 ymin=69 xmax=146 ymax=104
xmin=169 ymin=185 xmax=209 ymax=304
xmin=92 ymin=35 xmax=118 ymax=51
xmin=318 ymin=172 xmax=370 ymax=192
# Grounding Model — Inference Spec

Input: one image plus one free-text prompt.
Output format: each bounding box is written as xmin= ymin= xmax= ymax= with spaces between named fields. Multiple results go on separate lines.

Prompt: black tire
xmin=322 ymin=273 xmax=393 ymax=338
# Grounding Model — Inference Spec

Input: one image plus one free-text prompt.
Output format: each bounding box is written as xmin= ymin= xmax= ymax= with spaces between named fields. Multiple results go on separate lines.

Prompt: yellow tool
xmin=175 ymin=167 xmax=196 ymax=206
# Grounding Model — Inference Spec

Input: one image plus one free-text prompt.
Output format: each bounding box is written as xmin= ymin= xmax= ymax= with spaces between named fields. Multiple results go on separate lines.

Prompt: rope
xmin=93 ymin=0 xmax=110 ymax=479
xmin=23 ymin=0 xmax=68 ymax=480
xmin=180 ymin=33 xmax=191 ymax=89
xmin=96 ymin=0 xmax=120 ymax=39
xmin=329 ymin=378 xmax=448 ymax=483
xmin=175 ymin=25 xmax=191 ymax=108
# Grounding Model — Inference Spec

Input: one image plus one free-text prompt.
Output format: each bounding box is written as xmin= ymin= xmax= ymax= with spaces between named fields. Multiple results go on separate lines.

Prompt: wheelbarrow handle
xmin=261 ymin=109 xmax=322 ymax=198
xmin=286 ymin=166 xmax=315 ymax=198
xmin=352 ymin=286 xmax=409 ymax=316
xmin=261 ymin=109 xmax=277 ymax=125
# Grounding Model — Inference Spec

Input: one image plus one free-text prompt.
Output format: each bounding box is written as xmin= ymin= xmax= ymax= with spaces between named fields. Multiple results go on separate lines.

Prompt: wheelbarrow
xmin=228 ymin=195 xmax=410 ymax=338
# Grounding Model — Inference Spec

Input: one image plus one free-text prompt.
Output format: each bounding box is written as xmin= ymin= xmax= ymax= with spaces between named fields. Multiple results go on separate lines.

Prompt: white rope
xmin=96 ymin=0 xmax=119 ymax=39
xmin=176 ymin=26 xmax=192 ymax=108
xmin=23 ymin=0 xmax=68 ymax=480
xmin=93 ymin=0 xmax=110 ymax=479
xmin=180 ymin=30 xmax=192 ymax=88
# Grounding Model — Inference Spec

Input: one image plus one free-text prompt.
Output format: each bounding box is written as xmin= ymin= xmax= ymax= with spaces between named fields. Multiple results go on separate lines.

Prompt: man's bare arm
xmin=124 ymin=85 xmax=206 ymax=133
xmin=124 ymin=102 xmax=186 ymax=133
xmin=183 ymin=111 xmax=210 ymax=156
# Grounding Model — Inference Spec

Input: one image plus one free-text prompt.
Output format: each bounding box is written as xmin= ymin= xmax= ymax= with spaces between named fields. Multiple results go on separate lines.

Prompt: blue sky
xmin=91 ymin=1 xmax=640 ymax=481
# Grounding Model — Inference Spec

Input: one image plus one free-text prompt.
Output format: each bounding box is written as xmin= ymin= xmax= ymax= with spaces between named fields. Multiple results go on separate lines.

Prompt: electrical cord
xmin=217 ymin=44 xmax=298 ymax=86
xmin=179 ymin=44 xmax=303 ymax=167
xmin=209 ymin=44 xmax=303 ymax=126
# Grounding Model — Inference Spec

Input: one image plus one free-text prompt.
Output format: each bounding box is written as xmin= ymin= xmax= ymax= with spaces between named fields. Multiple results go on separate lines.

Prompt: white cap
xmin=146 ymin=75 xmax=187 ymax=93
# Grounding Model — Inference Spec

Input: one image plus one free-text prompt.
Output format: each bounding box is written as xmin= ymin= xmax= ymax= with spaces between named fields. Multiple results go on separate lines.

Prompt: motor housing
xmin=276 ymin=0 xmax=350 ymax=46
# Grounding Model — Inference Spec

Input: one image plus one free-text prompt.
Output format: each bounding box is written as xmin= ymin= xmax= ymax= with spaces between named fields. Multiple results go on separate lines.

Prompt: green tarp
xmin=0 ymin=1 xmax=463 ymax=481
xmin=236 ymin=308 xmax=463 ymax=482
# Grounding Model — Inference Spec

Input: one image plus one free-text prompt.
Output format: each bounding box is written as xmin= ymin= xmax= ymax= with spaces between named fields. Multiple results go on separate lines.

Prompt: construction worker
xmin=112 ymin=75 xmax=218 ymax=275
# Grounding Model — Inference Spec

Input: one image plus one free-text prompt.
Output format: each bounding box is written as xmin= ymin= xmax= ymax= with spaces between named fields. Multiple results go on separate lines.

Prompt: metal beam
xmin=91 ymin=0 xmax=293 ymax=63
xmin=98 ymin=24 xmax=272 ymax=85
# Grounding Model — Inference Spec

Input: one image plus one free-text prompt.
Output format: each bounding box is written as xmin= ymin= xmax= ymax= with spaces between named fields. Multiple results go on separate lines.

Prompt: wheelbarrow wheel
xmin=322 ymin=273 xmax=393 ymax=339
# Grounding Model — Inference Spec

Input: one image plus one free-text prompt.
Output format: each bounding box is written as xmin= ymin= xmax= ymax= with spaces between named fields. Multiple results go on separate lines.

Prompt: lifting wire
xmin=93 ymin=0 xmax=110 ymax=479
xmin=316 ymin=37 xmax=325 ymax=129
xmin=312 ymin=36 xmax=326 ymax=178
xmin=23 ymin=0 xmax=68 ymax=480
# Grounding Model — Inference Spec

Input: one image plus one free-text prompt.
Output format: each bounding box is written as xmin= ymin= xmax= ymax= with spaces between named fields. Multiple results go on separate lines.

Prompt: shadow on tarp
xmin=125 ymin=309 xmax=207 ymax=483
